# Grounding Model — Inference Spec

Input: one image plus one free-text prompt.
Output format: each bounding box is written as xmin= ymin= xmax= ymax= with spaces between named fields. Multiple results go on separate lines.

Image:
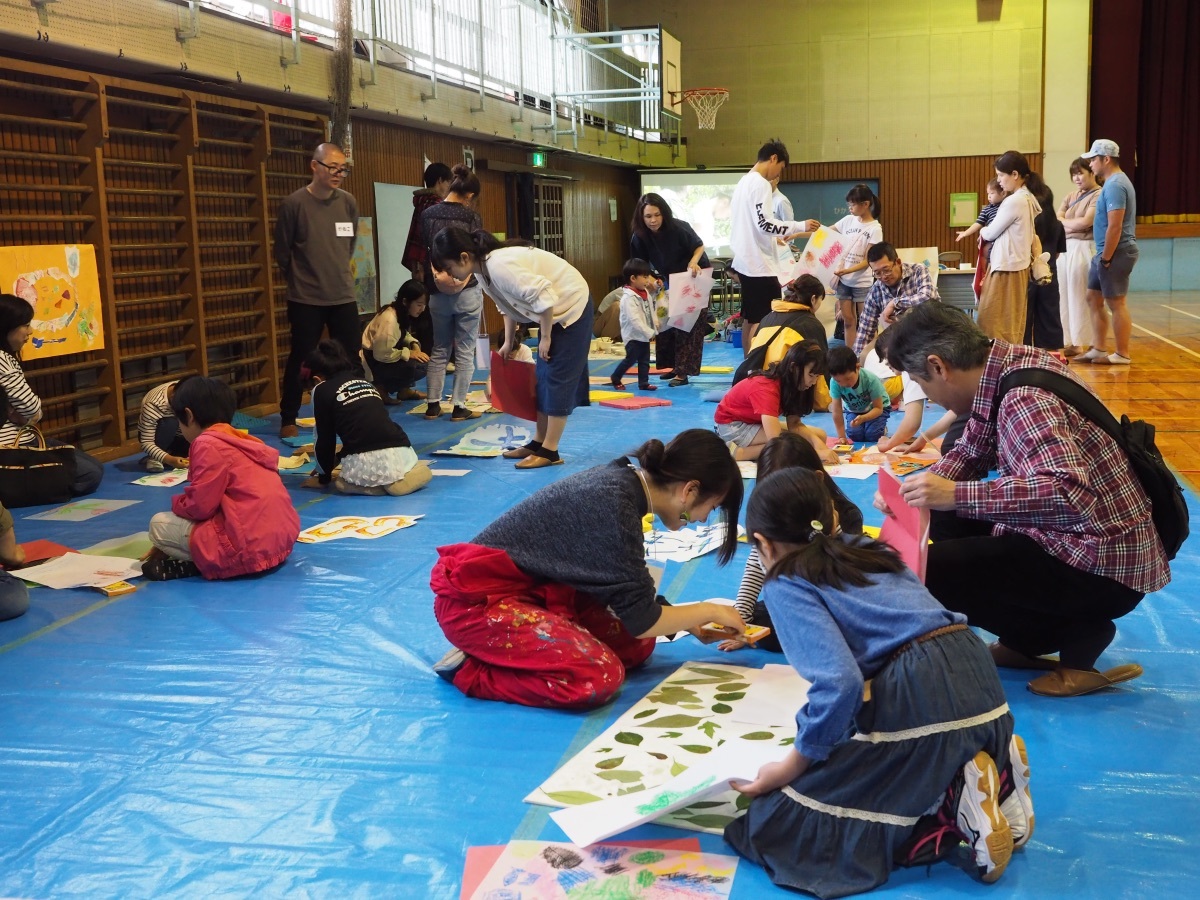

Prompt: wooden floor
xmin=1071 ymin=290 xmax=1200 ymax=490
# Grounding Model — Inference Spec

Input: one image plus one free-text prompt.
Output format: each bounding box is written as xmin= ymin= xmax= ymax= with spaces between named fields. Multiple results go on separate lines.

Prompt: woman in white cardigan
xmin=978 ymin=151 xmax=1045 ymax=343
xmin=430 ymin=228 xmax=593 ymax=470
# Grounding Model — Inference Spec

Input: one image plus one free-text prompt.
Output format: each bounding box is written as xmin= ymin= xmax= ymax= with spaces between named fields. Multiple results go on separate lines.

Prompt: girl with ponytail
xmin=430 ymin=226 xmax=594 ymax=469
xmin=816 ymin=183 xmax=883 ymax=351
xmin=430 ymin=429 xmax=745 ymax=709
xmin=726 ymin=467 xmax=1029 ymax=896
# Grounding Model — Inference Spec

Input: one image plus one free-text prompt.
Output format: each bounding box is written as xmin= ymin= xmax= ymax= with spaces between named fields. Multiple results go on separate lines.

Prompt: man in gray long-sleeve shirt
xmin=273 ymin=142 xmax=362 ymax=438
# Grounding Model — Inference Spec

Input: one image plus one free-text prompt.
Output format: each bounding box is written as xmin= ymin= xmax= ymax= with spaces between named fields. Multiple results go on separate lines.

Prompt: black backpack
xmin=994 ymin=368 xmax=1189 ymax=560
xmin=732 ymin=313 xmax=809 ymax=385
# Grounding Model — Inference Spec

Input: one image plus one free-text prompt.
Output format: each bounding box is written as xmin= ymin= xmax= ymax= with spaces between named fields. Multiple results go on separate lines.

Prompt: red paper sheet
xmin=489 ymin=351 xmax=538 ymax=421
xmin=460 ymin=837 xmax=702 ymax=900
xmin=877 ymin=466 xmax=930 ymax=582
xmin=11 ymin=539 xmax=76 ymax=567
xmin=599 ymin=397 xmax=673 ymax=410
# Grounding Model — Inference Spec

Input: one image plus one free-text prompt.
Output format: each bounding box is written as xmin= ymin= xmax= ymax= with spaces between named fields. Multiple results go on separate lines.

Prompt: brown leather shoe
xmin=1027 ymin=664 xmax=1144 ymax=697
xmin=502 ymin=445 xmax=535 ymax=459
xmin=514 ymin=454 xmax=564 ymax=469
xmin=279 ymin=424 xmax=300 ymax=439
xmin=397 ymin=388 xmax=427 ymax=401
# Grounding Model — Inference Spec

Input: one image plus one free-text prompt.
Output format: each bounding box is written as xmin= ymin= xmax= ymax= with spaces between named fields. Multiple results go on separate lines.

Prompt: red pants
xmin=432 ymin=543 xmax=655 ymax=709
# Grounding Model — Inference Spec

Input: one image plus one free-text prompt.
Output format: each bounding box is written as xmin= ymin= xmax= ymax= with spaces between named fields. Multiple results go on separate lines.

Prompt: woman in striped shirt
xmin=0 ymin=294 xmax=103 ymax=498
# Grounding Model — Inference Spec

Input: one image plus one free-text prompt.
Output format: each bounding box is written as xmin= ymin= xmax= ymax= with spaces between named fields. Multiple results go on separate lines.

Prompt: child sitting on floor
xmin=828 ymin=344 xmax=889 ymax=444
xmin=714 ymin=341 xmax=835 ymax=463
xmin=360 ymin=280 xmax=432 ymax=404
xmin=303 ymin=340 xmax=431 ymax=496
xmin=145 ymin=377 xmax=300 ymax=581
xmin=722 ymin=432 xmax=862 ymax=653
xmin=138 ymin=377 xmax=192 ymax=472
xmin=725 ymin=468 xmax=1033 ymax=896
xmin=610 ymin=257 xmax=659 ymax=392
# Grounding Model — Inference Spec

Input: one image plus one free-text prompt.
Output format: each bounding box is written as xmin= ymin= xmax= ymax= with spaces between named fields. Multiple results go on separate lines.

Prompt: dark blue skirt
xmin=536 ymin=305 xmax=593 ymax=417
xmin=724 ymin=627 xmax=1013 ymax=899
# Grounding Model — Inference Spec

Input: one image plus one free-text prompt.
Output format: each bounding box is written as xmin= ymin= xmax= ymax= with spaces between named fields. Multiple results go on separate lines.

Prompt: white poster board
xmin=780 ymin=225 xmax=851 ymax=289
xmin=665 ymin=267 xmax=714 ymax=332
xmin=373 ymin=182 xmax=420 ymax=311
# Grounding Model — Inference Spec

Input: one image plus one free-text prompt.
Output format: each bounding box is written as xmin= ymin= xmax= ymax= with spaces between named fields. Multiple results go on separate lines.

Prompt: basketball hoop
xmin=680 ymin=88 xmax=728 ymax=130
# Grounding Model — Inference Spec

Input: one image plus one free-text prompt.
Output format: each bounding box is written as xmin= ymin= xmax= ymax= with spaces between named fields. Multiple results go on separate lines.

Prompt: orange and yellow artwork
xmin=0 ymin=244 xmax=104 ymax=360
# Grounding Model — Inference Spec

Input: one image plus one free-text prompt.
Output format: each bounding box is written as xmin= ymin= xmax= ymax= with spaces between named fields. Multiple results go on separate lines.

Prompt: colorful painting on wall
xmin=1 ymin=244 xmax=105 ymax=360
xmin=351 ymin=217 xmax=378 ymax=315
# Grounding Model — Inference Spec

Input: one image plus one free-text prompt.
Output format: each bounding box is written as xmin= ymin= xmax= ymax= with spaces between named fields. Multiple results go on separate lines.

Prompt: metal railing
xmin=173 ymin=0 xmax=680 ymax=148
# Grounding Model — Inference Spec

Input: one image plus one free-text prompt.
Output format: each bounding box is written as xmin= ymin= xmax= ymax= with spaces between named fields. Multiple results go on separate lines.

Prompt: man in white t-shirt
xmin=730 ymin=140 xmax=819 ymax=354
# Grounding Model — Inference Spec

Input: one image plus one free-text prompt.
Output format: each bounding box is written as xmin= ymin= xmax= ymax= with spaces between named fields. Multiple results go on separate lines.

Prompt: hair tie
xmin=808 ymin=519 xmax=824 ymax=541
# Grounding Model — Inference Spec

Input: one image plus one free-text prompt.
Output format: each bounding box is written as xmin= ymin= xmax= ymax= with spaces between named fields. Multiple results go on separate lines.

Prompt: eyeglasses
xmin=870 ymin=261 xmax=899 ymax=276
xmin=315 ymin=161 xmax=349 ymax=176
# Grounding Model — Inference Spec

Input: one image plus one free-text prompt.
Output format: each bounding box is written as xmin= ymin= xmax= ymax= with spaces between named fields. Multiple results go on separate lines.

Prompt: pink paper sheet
xmin=877 ymin=466 xmax=931 ymax=582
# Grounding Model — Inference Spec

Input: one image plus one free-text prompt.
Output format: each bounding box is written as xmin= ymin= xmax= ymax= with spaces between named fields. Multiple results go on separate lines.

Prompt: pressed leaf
xmin=643 ymin=714 xmax=702 ymax=728
xmin=648 ymin=751 xmax=668 ymax=760
xmin=714 ymin=692 xmax=746 ymax=701
xmin=686 ymin=801 xmax=726 ymax=809
xmin=670 ymin=759 xmax=688 ymax=776
xmin=660 ymin=731 xmax=682 ymax=738
xmin=669 ymin=677 xmax=733 ymax=685
xmin=716 ymin=683 xmax=751 ymax=692
xmin=597 ymin=769 xmax=643 ymax=783
xmin=677 ymin=813 xmax=735 ymax=829
xmin=617 ymin=784 xmax=647 ymax=796
xmin=680 ymin=704 xmax=705 ymax=709
xmin=615 ymin=731 xmax=643 ymax=746
xmin=698 ymin=721 xmax=720 ymax=738
xmin=545 ymin=790 xmax=603 ymax=805
xmin=711 ymin=702 xmax=733 ymax=714
xmin=740 ymin=731 xmax=775 ymax=740
xmin=595 ymin=756 xmax=625 ymax=770
xmin=780 ymin=737 xmax=795 ymax=746
xmin=735 ymin=792 xmax=753 ymax=811
xmin=633 ymin=708 xmax=659 ymax=719
xmin=678 ymin=744 xmax=713 ymax=754
xmin=686 ymin=666 xmax=738 ymax=678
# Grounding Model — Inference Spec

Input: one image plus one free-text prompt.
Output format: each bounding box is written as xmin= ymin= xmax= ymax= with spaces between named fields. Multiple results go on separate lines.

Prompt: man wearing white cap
xmin=1075 ymin=139 xmax=1138 ymax=365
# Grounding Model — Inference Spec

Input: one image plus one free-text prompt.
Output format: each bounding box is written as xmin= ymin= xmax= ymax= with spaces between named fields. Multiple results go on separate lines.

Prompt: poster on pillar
xmin=1 ymin=244 xmax=105 ymax=361
xmin=351 ymin=217 xmax=379 ymax=315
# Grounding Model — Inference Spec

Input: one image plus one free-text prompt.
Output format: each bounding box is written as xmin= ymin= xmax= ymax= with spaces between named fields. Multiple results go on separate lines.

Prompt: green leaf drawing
xmin=670 ymin=759 xmax=688 ymax=777
xmin=716 ymin=683 xmax=751 ymax=692
xmin=545 ymin=790 xmax=603 ymax=805
xmin=615 ymin=731 xmax=643 ymax=746
xmin=669 ymin=677 xmax=733 ymax=685
xmin=648 ymin=687 xmax=700 ymax=704
xmin=674 ymin=813 xmax=735 ymax=829
xmin=735 ymin=792 xmax=753 ymax=811
xmin=714 ymin=692 xmax=746 ymax=701
xmin=597 ymin=769 xmax=644 ymax=783
xmin=740 ymin=731 xmax=776 ymax=740
xmin=697 ymin=721 xmax=720 ymax=738
xmin=648 ymin=751 xmax=668 ymax=760
xmin=680 ymin=703 xmax=705 ymax=709
xmin=780 ymin=737 xmax=795 ymax=746
xmin=660 ymin=731 xmax=682 ymax=738
xmin=711 ymin=702 xmax=733 ymax=714
xmin=686 ymin=801 xmax=727 ymax=809
xmin=595 ymin=756 xmax=625 ymax=770
xmin=685 ymin=666 xmax=738 ymax=679
xmin=678 ymin=744 xmax=712 ymax=754
xmin=633 ymin=708 xmax=659 ymax=719
xmin=643 ymin=714 xmax=702 ymax=728
xmin=617 ymin=784 xmax=647 ymax=796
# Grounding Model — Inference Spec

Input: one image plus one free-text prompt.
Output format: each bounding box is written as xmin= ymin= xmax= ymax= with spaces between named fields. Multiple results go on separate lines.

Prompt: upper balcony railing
xmin=173 ymin=0 xmax=681 ymax=149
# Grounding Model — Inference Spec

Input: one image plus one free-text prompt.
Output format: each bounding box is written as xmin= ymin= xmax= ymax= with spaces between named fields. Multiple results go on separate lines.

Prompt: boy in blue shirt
xmin=828 ymin=344 xmax=889 ymax=442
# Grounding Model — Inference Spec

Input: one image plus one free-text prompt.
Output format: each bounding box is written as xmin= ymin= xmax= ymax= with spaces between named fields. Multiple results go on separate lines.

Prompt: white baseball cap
xmin=1082 ymin=139 xmax=1120 ymax=159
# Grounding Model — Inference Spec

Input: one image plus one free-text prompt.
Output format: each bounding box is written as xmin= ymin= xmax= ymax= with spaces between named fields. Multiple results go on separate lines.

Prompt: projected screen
xmin=639 ymin=173 xmax=879 ymax=261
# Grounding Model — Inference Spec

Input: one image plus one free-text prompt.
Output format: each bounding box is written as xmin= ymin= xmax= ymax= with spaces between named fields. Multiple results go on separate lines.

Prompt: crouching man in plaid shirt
xmin=879 ymin=302 xmax=1170 ymax=698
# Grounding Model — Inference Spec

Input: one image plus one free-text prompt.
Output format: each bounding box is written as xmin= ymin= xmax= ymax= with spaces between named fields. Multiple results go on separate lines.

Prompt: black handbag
xmin=0 ymin=426 xmax=77 ymax=508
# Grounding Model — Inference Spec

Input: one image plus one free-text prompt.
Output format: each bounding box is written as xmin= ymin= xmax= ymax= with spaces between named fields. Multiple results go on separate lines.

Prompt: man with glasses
xmin=274 ymin=142 xmax=363 ymax=438
xmin=851 ymin=243 xmax=939 ymax=357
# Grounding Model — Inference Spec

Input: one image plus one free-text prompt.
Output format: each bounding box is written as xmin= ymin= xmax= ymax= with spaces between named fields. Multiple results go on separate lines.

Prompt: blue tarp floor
xmin=0 ymin=338 xmax=1197 ymax=898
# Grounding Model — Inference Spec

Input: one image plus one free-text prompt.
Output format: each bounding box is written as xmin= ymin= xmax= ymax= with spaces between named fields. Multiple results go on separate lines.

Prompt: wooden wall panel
xmin=783 ymin=154 xmax=1045 ymax=265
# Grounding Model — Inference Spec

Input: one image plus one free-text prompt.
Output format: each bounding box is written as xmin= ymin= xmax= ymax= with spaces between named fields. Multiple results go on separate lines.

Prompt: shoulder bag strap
xmin=992 ymin=368 xmax=1126 ymax=451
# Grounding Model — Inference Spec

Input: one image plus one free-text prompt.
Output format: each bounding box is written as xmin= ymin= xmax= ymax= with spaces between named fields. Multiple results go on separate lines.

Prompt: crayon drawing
xmin=297 ymin=514 xmax=423 ymax=544
xmin=469 ymin=841 xmax=738 ymax=900
xmin=1 ymin=244 xmax=105 ymax=360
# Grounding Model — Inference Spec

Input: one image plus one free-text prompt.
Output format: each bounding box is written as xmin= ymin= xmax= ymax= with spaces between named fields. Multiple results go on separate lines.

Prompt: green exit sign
xmin=529 ymin=151 xmax=547 ymax=168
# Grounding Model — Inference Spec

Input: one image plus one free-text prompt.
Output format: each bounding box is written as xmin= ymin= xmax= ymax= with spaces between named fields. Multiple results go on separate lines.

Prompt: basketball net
xmin=682 ymin=88 xmax=728 ymax=130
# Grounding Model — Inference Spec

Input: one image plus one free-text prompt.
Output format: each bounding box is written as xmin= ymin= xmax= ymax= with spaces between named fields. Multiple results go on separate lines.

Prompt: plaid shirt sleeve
xmin=852 ymin=285 xmax=886 ymax=356
xmin=894 ymin=263 xmax=935 ymax=312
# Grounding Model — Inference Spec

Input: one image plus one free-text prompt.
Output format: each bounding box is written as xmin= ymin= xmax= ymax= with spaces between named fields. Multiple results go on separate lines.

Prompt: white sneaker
xmin=1075 ymin=347 xmax=1108 ymax=362
xmin=954 ymin=751 xmax=1013 ymax=883
xmin=1104 ymin=352 xmax=1131 ymax=365
xmin=1001 ymin=734 xmax=1035 ymax=849
xmin=143 ymin=457 xmax=165 ymax=473
xmin=433 ymin=647 xmax=466 ymax=681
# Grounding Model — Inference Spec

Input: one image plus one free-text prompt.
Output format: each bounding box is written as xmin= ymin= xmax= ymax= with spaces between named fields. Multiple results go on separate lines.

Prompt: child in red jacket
xmin=144 ymin=377 xmax=300 ymax=580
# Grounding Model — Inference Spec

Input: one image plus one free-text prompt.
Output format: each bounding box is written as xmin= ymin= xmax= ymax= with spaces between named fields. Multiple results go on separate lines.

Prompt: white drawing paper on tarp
xmin=779 ymin=225 xmax=851 ymax=289
xmin=824 ymin=463 xmax=879 ymax=481
xmin=737 ymin=460 xmax=758 ymax=479
xmin=131 ymin=470 xmax=188 ymax=487
xmin=433 ymin=422 xmax=533 ymax=457
xmin=429 ymin=469 xmax=470 ymax=476
xmin=729 ymin=663 xmax=811 ymax=728
xmin=297 ymin=514 xmax=423 ymax=544
xmin=644 ymin=522 xmax=738 ymax=563
xmin=17 ymin=552 xmax=143 ymax=590
xmin=277 ymin=453 xmax=312 ymax=470
xmin=25 ymin=498 xmax=140 ymax=522
xmin=551 ymin=737 xmax=790 ymax=847
xmin=665 ymin=268 xmax=715 ymax=333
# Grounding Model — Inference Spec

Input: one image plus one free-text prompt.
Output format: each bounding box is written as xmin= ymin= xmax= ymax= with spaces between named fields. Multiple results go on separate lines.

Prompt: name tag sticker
xmin=335 ymin=221 xmax=354 ymax=237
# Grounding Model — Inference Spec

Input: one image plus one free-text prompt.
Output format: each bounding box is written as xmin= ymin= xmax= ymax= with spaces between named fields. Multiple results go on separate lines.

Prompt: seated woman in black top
xmin=301 ymin=340 xmax=431 ymax=496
